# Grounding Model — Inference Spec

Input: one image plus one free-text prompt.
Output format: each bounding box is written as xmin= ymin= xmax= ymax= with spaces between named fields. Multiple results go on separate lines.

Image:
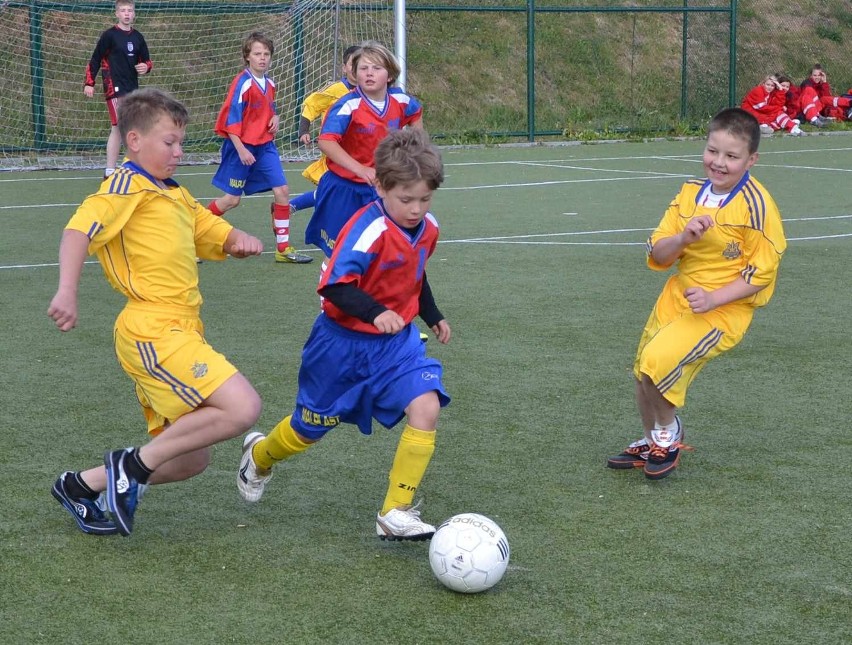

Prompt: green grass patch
xmin=2 ymin=137 xmax=852 ymax=642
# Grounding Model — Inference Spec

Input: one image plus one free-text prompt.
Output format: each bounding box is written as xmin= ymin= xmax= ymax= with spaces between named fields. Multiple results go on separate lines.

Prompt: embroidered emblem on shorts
xmin=191 ymin=361 xmax=208 ymax=378
xmin=722 ymin=241 xmax=741 ymax=259
xmin=421 ymin=371 xmax=438 ymax=381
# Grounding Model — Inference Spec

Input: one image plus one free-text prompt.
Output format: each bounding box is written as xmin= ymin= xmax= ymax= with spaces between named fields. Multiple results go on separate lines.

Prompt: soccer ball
xmin=428 ymin=513 xmax=510 ymax=593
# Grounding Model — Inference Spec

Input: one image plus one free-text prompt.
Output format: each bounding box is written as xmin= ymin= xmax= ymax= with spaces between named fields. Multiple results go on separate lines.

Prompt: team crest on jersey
xmin=722 ymin=241 xmax=742 ymax=260
xmin=191 ymin=361 xmax=208 ymax=378
xmin=127 ymin=42 xmax=134 ymax=53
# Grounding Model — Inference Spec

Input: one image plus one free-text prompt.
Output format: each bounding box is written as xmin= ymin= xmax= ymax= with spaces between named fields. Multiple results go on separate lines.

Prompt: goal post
xmin=0 ymin=0 xmax=396 ymax=170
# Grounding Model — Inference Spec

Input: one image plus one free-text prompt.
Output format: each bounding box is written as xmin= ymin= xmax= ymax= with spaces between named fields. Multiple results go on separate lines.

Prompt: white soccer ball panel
xmin=428 ymin=512 xmax=510 ymax=594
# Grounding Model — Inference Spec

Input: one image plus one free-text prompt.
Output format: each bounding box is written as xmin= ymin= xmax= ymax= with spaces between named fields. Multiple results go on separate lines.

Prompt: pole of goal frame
xmin=394 ymin=0 xmax=406 ymax=90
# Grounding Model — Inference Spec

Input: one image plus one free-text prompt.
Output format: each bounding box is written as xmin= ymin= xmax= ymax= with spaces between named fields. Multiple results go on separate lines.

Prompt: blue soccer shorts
xmin=305 ymin=171 xmax=377 ymax=257
xmin=211 ymin=139 xmax=287 ymax=196
xmin=291 ymin=314 xmax=450 ymax=440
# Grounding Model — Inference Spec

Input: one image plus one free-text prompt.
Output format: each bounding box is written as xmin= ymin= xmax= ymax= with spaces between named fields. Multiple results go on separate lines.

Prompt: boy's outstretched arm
xmin=47 ymin=229 xmax=90 ymax=331
xmin=223 ymin=229 xmax=263 ymax=258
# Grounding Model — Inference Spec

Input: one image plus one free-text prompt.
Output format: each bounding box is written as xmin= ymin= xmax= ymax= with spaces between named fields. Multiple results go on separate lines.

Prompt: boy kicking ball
xmin=237 ymin=128 xmax=451 ymax=541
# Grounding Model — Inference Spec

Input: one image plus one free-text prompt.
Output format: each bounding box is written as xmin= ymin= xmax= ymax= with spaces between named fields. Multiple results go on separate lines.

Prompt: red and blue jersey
xmin=318 ymin=86 xmax=423 ymax=182
xmin=320 ymin=199 xmax=439 ymax=334
xmin=214 ymin=70 xmax=277 ymax=146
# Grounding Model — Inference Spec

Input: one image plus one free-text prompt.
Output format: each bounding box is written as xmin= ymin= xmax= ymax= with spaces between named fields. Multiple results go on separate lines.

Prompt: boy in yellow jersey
xmin=48 ymin=88 xmax=264 ymax=536
xmin=289 ymin=44 xmax=360 ymax=214
xmin=607 ymin=107 xmax=786 ymax=480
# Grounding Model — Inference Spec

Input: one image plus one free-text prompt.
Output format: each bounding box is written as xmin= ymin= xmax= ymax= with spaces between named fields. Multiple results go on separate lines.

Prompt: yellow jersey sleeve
xmin=301 ymin=81 xmax=350 ymax=122
xmin=646 ymin=180 xmax=704 ymax=271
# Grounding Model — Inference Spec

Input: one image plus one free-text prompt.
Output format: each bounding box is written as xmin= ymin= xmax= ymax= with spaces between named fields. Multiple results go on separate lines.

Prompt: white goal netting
xmin=0 ymin=0 xmax=393 ymax=170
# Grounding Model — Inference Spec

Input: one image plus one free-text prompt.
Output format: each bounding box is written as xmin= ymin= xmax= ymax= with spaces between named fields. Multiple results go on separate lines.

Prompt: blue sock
xmin=290 ymin=190 xmax=316 ymax=211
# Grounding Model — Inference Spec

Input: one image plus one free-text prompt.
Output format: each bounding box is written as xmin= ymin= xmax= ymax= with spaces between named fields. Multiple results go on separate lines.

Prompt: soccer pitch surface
xmin=2 ymin=135 xmax=851 ymax=643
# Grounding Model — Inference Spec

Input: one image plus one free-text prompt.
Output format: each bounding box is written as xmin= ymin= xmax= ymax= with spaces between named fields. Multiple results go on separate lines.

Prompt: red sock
xmin=208 ymin=200 xmax=224 ymax=217
xmin=271 ymin=202 xmax=291 ymax=252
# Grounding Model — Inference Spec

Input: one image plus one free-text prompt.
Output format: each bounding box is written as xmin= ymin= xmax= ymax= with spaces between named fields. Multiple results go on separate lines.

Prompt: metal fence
xmin=3 ymin=0 xmax=851 ymax=165
xmin=403 ymin=0 xmax=852 ymax=141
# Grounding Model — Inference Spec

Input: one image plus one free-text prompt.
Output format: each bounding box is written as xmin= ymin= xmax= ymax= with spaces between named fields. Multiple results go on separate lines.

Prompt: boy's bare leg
xmin=635 ymin=373 xmax=683 ymax=479
xmin=636 ymin=373 xmax=676 ymax=437
xmin=80 ymin=372 xmax=260 ymax=488
xmin=606 ymin=375 xmax=676 ymax=471
xmin=106 ymin=125 xmax=122 ymax=173
xmin=69 ymin=373 xmax=260 ymax=535
xmin=138 ymin=372 xmax=261 ymax=470
xmin=209 ymin=192 xmax=241 ymax=216
xmin=76 ymin=449 xmax=212 ymax=491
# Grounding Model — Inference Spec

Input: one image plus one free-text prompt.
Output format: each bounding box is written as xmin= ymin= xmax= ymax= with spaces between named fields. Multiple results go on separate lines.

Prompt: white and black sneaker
xmin=376 ymin=502 xmax=435 ymax=541
xmin=237 ymin=432 xmax=272 ymax=502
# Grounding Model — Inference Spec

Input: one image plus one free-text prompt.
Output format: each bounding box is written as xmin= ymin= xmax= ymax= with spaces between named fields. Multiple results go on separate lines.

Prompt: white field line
xmin=2 ymin=218 xmax=849 ymax=270
xmin=3 ymin=144 xmax=852 ymax=184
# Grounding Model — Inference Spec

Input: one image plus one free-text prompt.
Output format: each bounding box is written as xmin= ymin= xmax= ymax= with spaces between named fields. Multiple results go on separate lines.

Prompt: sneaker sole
xmin=376 ymin=526 xmax=435 ymax=542
xmin=606 ymin=457 xmax=647 ymax=469
xmin=275 ymin=255 xmax=313 ymax=264
xmin=51 ymin=483 xmax=118 ymax=536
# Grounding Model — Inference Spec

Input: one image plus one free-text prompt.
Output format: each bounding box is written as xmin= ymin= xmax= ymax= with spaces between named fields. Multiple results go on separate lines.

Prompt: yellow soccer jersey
xmin=66 ymin=163 xmax=234 ymax=309
xmin=301 ymin=80 xmax=351 ymax=122
xmin=647 ymin=174 xmax=787 ymax=308
xmin=300 ymin=80 xmax=351 ymax=184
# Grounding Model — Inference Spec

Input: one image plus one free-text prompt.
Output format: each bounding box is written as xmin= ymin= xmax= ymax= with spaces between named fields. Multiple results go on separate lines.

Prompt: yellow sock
xmin=252 ymin=415 xmax=313 ymax=471
xmin=381 ymin=424 xmax=436 ymax=515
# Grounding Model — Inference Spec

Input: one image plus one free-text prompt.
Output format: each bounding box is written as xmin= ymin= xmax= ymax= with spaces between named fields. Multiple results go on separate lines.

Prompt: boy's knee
xmin=219 ymin=194 xmax=241 ymax=210
xmin=406 ymin=391 xmax=441 ymax=428
xmin=234 ymin=390 xmax=262 ymax=433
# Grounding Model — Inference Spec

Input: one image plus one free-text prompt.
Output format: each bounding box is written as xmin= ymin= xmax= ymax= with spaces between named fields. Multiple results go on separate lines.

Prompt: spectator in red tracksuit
xmin=788 ymin=64 xmax=852 ymax=127
xmin=741 ymin=74 xmax=802 ymax=136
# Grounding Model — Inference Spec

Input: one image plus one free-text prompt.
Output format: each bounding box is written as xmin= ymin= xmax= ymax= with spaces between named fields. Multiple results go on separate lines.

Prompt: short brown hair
xmin=118 ymin=88 xmax=189 ymax=142
xmin=116 ymin=0 xmax=135 ymax=8
xmin=243 ymin=32 xmax=274 ymax=63
xmin=374 ymin=129 xmax=443 ymax=191
xmin=707 ymin=107 xmax=760 ymax=155
xmin=352 ymin=42 xmax=400 ymax=86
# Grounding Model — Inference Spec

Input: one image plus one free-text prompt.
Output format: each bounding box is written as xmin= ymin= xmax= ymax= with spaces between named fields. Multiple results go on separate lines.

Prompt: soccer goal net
xmin=0 ymin=1 xmax=393 ymax=170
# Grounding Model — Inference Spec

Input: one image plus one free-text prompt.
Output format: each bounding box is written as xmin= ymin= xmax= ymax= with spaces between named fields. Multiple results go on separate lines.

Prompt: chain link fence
xmin=404 ymin=0 xmax=852 ymax=141
xmin=3 ymin=0 xmax=850 ymax=166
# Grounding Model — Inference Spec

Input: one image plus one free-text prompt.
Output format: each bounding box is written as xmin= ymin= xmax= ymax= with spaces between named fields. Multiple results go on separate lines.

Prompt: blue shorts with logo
xmin=291 ymin=314 xmax=450 ymax=440
xmin=211 ymin=139 xmax=287 ymax=196
xmin=305 ymin=171 xmax=377 ymax=257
